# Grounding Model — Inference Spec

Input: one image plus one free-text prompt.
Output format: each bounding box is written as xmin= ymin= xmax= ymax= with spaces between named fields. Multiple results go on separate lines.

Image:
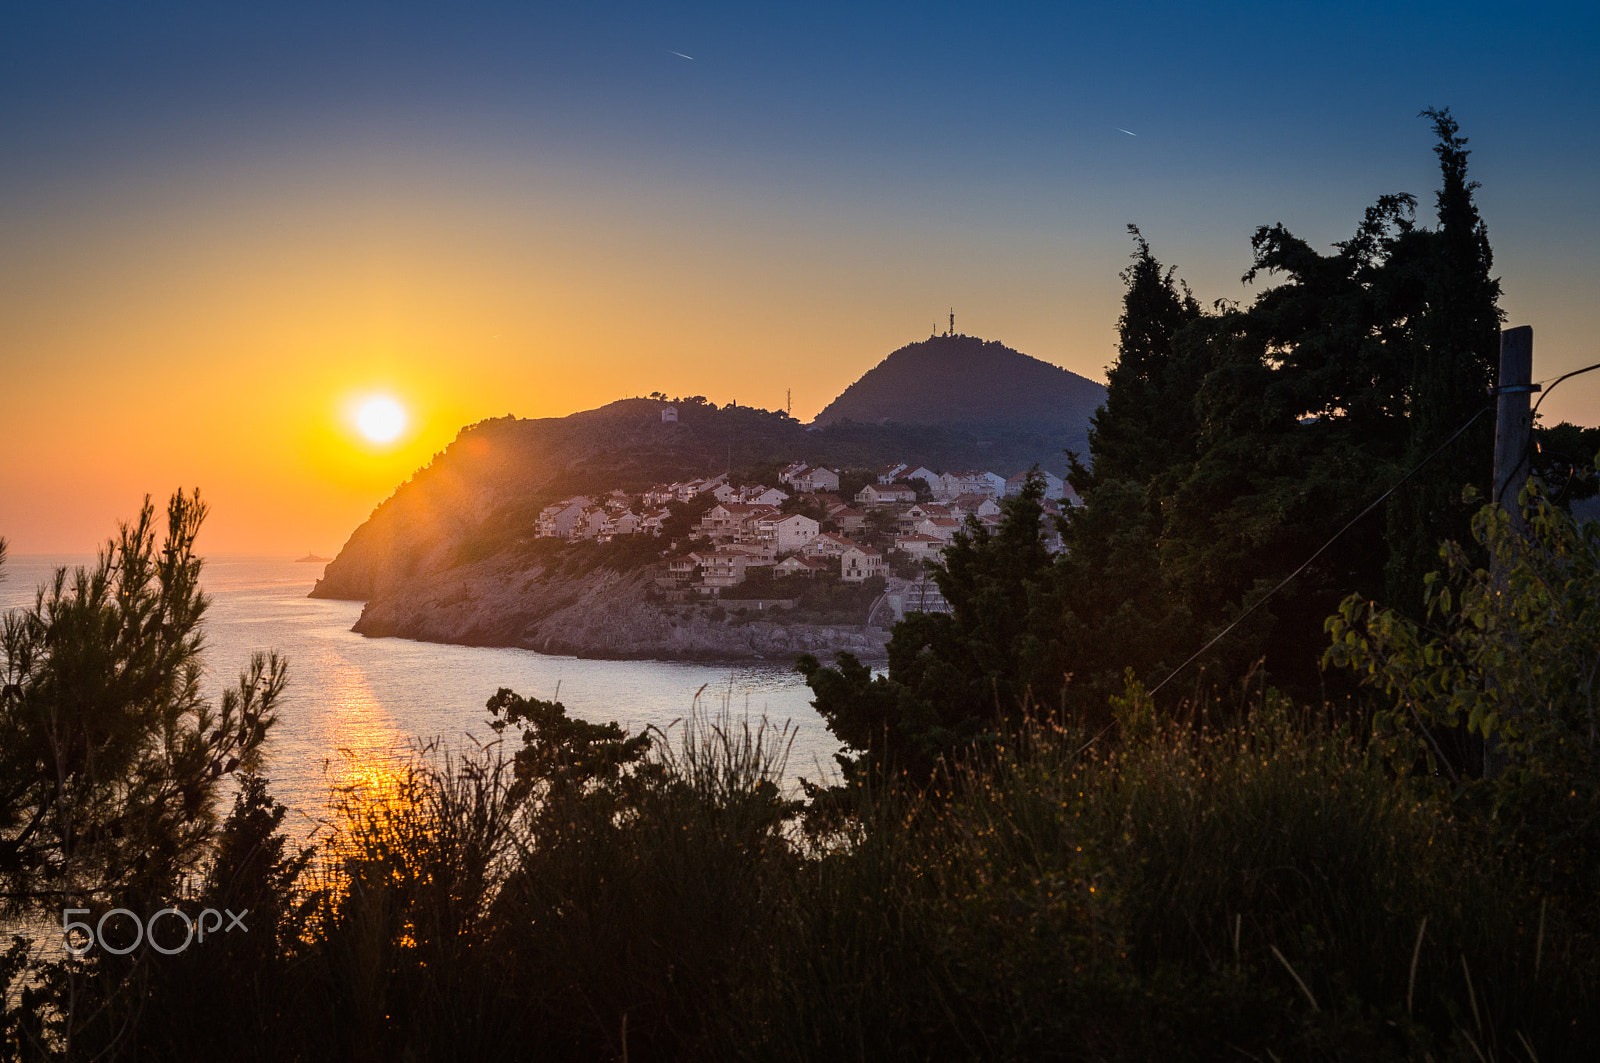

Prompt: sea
xmin=0 ymin=555 xmax=843 ymax=838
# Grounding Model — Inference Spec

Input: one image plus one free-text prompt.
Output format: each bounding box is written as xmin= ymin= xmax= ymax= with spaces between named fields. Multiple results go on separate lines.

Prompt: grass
xmin=8 ymin=695 xmax=1595 ymax=1061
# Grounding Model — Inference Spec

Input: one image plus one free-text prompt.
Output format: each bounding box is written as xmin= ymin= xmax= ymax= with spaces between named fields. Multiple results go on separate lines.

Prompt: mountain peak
xmin=811 ymin=334 xmax=1106 ymax=443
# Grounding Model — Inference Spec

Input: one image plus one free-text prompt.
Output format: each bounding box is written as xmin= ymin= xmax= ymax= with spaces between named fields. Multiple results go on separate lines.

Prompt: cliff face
xmin=350 ymin=555 xmax=887 ymax=661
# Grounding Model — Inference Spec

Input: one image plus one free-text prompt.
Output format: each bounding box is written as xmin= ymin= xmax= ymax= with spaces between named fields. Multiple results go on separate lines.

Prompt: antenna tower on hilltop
xmin=948 ymin=308 xmax=955 ymax=336
xmin=786 ymin=387 xmax=792 ymax=415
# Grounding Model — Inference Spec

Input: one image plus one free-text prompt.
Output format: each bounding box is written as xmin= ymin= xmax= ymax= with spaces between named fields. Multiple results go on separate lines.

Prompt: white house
xmin=803 ymin=532 xmax=856 ymax=559
xmin=660 ymin=405 xmax=678 ymax=422
xmin=722 ymin=542 xmax=776 ymax=567
xmin=936 ymin=470 xmax=1005 ymax=500
xmin=571 ymin=506 xmax=609 ymax=540
xmin=900 ymin=502 xmax=951 ymax=526
xmin=915 ymin=516 xmax=963 ymax=543
xmin=840 ymin=545 xmax=886 ymax=583
xmin=742 ymin=486 xmax=790 ymax=507
xmin=603 ymin=511 xmax=642 ymax=537
xmin=667 ymin=552 xmax=708 ymax=583
xmin=947 ymin=493 xmax=1002 ymax=519
xmin=826 ymin=504 xmax=868 ymax=535
xmin=535 ymin=497 xmax=593 ymax=538
xmin=773 ymin=555 xmax=830 ymax=578
xmin=701 ymin=550 xmax=751 ymax=590
xmin=754 ymin=512 xmax=819 ymax=553
xmin=782 ymin=465 xmax=840 ymax=493
xmin=975 ymin=471 xmax=1008 ymax=496
xmin=697 ymin=503 xmax=780 ymax=543
xmin=893 ymin=533 xmax=946 ymax=564
xmin=674 ymin=474 xmax=727 ymax=502
xmin=804 ymin=467 xmax=842 ymax=493
xmin=856 ymin=483 xmax=917 ymax=507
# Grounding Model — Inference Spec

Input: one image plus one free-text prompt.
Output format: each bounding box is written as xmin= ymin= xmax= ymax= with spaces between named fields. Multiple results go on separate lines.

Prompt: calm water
xmin=1 ymin=555 xmax=842 ymax=835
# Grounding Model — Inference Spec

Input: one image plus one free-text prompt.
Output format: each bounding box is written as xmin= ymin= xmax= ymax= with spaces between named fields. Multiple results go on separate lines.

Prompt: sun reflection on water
xmin=313 ymin=659 xmax=411 ymax=817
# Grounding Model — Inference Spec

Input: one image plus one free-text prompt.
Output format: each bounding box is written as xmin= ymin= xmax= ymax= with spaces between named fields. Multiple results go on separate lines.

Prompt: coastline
xmin=316 ymin=555 xmax=890 ymax=664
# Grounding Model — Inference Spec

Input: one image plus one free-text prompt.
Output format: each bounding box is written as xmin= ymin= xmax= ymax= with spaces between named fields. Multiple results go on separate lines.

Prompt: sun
xmin=355 ymin=396 xmax=408 ymax=444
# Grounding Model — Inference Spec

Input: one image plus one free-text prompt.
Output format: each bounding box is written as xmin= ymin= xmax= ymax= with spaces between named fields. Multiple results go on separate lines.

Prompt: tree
xmin=1075 ymin=225 xmax=1204 ymax=493
xmin=660 ymin=490 xmax=721 ymax=542
xmin=797 ymin=472 xmax=1063 ymax=787
xmin=1532 ymin=421 xmax=1600 ymax=510
xmin=805 ymin=111 xmax=1511 ymax=788
xmin=901 ymin=476 xmax=935 ymax=503
xmin=1066 ymin=111 xmax=1502 ymax=703
xmin=486 ymin=687 xmax=653 ymax=809
xmin=0 ymin=491 xmax=282 ymax=916
xmin=1382 ymin=108 xmax=1503 ymax=613
xmin=835 ymin=468 xmax=876 ymax=504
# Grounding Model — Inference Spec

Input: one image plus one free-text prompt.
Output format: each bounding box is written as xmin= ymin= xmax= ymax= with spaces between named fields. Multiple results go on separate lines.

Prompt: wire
xmin=1497 ymin=359 xmax=1600 ymax=508
xmin=1148 ymin=403 xmax=1492 ymax=696
xmin=1531 ymin=361 xmax=1600 ymax=420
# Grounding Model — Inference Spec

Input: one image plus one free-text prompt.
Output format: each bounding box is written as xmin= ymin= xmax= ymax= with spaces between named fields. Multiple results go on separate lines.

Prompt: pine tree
xmin=0 ymin=492 xmax=282 ymax=914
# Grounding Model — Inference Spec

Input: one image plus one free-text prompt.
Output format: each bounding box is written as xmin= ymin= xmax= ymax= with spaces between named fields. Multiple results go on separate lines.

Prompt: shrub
xmin=1327 ymin=484 xmax=1600 ymax=916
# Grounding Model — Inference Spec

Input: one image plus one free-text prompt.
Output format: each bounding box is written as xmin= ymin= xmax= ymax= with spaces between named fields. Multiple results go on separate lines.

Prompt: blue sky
xmin=2 ymin=1 xmax=1597 ymax=549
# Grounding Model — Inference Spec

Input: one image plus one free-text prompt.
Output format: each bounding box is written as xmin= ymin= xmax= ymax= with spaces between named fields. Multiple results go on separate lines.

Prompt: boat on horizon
xmin=295 ymin=553 xmax=333 ymax=563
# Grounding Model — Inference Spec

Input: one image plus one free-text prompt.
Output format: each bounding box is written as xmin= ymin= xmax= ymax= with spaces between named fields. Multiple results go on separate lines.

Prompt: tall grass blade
xmin=1408 ymin=916 xmax=1428 ymax=1015
xmin=1534 ymin=898 xmax=1546 ymax=979
xmin=1461 ymin=952 xmax=1483 ymax=1035
xmin=1269 ymin=944 xmax=1319 ymax=1012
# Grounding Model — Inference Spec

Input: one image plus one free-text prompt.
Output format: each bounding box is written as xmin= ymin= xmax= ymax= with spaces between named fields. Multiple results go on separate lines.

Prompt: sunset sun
xmin=356 ymin=396 xmax=408 ymax=443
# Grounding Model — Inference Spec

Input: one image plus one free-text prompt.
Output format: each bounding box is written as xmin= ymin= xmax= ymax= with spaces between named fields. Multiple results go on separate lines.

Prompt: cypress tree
xmin=1076 ymin=226 xmax=1204 ymax=492
xmin=1383 ymin=108 xmax=1502 ymax=614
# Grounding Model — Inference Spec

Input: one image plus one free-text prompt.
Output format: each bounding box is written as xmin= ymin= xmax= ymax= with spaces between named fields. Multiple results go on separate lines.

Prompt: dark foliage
xmin=1532 ymin=421 xmax=1600 ymax=509
xmin=797 ymin=474 xmax=1061 ymax=788
xmin=0 ymin=492 xmax=281 ymax=913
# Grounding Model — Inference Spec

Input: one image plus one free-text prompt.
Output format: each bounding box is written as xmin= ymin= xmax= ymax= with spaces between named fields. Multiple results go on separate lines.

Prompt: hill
xmin=310 ymin=395 xmax=1076 ymax=603
xmin=309 ymin=333 xmax=1108 ymax=657
xmin=812 ymin=333 xmax=1106 ymax=454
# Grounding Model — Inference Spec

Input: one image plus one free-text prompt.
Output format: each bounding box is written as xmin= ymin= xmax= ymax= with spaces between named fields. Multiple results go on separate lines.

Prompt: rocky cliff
xmin=349 ymin=554 xmax=887 ymax=661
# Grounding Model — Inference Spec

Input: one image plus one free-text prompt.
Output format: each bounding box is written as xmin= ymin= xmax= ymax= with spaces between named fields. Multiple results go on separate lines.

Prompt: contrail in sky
xmin=1118 ymin=128 xmax=1137 ymax=136
xmin=671 ymin=51 xmax=694 ymax=60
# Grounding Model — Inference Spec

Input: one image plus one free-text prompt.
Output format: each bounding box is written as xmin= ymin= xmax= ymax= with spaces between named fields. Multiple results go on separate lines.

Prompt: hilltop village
xmin=533 ymin=455 xmax=1075 ymax=605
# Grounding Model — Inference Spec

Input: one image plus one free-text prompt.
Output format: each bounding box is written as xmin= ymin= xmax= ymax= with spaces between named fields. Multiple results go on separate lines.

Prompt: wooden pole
xmin=1485 ymin=326 xmax=1534 ymax=779
xmin=1492 ymin=326 xmax=1535 ymax=530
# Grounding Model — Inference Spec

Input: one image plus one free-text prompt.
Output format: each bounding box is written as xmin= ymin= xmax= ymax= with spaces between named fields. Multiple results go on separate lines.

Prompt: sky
xmin=2 ymin=1 xmax=1597 ymax=554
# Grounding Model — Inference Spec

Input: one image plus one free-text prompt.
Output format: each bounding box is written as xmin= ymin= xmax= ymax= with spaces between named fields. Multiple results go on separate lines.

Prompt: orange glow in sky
xmin=3 ymin=7 xmax=1596 ymax=557
xmin=0 ymin=155 xmax=1140 ymax=555
xmin=1 ymin=152 xmax=1594 ymax=556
